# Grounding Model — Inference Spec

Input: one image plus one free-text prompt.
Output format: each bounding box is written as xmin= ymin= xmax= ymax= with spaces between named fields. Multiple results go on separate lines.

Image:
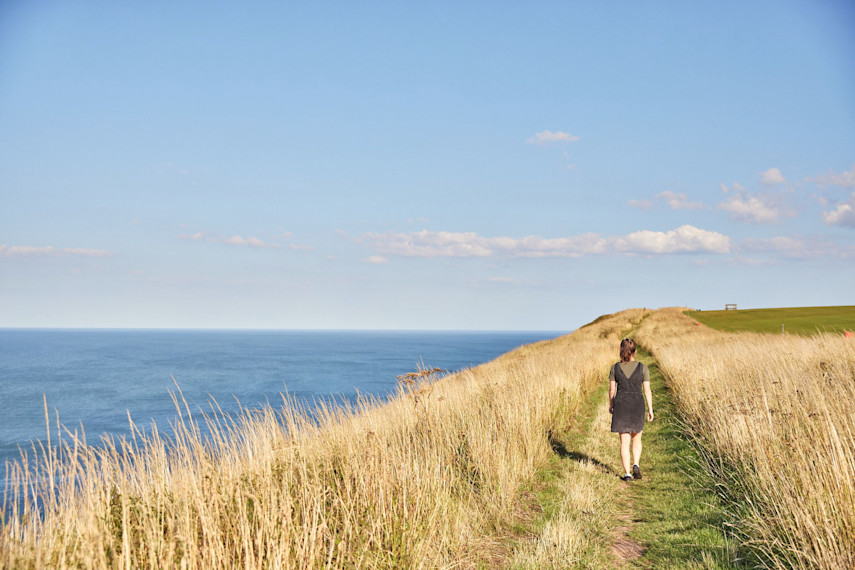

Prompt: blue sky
xmin=1 ymin=1 xmax=853 ymax=330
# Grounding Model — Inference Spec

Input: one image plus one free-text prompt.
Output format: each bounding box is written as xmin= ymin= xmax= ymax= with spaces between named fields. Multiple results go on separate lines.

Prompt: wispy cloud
xmin=724 ymin=256 xmax=777 ymax=266
xmin=0 ymin=245 xmax=113 ymax=258
xmin=718 ymin=195 xmax=780 ymax=223
xmin=357 ymin=225 xmax=731 ymax=259
xmin=759 ymin=167 xmax=787 ymax=186
xmin=822 ymin=192 xmax=855 ymax=227
xmin=742 ymin=235 xmax=855 ymax=259
xmin=627 ymin=199 xmax=652 ymax=211
xmin=178 ymin=232 xmax=280 ymax=248
xmin=225 ymin=236 xmax=278 ymax=247
xmin=362 ymin=255 xmax=389 ymax=264
xmin=526 ymin=130 xmax=580 ymax=146
xmin=628 ymin=191 xmax=703 ymax=211
xmin=806 ymin=165 xmax=855 ymax=188
xmin=656 ymin=191 xmax=704 ymax=210
xmin=717 ymin=182 xmax=792 ymax=223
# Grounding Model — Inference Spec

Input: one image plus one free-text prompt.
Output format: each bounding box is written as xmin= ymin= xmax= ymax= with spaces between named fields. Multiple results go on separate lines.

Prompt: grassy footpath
xmin=512 ymin=344 xmax=739 ymax=568
xmin=687 ymin=305 xmax=855 ymax=335
xmin=626 ymin=350 xmax=739 ymax=568
xmin=510 ymin=375 xmax=625 ymax=567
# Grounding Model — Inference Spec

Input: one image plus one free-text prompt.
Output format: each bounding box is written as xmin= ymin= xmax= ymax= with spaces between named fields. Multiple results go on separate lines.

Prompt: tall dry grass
xmin=1 ymin=309 xmax=646 ymax=568
xmin=635 ymin=308 xmax=855 ymax=568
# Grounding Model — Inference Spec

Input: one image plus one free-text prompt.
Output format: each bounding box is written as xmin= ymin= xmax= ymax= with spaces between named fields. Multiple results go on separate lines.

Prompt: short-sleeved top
xmin=609 ymin=361 xmax=650 ymax=384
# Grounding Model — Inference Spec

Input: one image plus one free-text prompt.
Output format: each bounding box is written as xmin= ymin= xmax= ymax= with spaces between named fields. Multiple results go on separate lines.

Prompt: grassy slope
xmin=687 ymin=305 xmax=855 ymax=335
xmin=2 ymin=310 xmax=650 ymax=569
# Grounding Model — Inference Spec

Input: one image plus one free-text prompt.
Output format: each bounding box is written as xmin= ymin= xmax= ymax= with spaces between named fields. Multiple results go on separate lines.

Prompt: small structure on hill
xmin=725 ymin=304 xmax=737 ymax=311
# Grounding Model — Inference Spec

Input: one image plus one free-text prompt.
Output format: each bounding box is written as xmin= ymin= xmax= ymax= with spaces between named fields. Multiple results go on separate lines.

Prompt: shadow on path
xmin=549 ymin=436 xmax=617 ymax=476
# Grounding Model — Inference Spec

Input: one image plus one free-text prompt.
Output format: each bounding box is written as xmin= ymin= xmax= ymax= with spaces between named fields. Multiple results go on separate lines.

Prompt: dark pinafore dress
xmin=610 ymin=361 xmax=646 ymax=433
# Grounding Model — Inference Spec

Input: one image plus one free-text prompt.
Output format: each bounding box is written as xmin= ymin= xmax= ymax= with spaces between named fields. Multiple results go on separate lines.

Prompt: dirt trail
xmin=511 ymin=330 xmax=734 ymax=567
xmin=611 ymin=513 xmax=644 ymax=564
xmin=583 ymin=385 xmax=645 ymax=566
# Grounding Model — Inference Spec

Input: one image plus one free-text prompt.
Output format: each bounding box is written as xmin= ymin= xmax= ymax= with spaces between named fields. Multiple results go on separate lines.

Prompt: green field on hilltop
xmin=686 ymin=305 xmax=855 ymax=335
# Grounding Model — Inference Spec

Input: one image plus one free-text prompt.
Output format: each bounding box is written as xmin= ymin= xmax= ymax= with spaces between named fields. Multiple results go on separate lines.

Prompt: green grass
xmin=516 ymin=347 xmax=741 ymax=568
xmin=686 ymin=305 xmax=855 ymax=335
xmin=514 ymin=380 xmax=619 ymax=568
xmin=627 ymin=350 xmax=740 ymax=568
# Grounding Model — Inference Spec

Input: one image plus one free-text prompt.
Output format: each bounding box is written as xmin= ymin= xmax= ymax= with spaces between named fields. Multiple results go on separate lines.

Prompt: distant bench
xmin=725 ymin=304 xmax=737 ymax=311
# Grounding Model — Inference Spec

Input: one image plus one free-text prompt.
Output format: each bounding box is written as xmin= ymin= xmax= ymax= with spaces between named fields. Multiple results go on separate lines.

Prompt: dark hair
xmin=619 ymin=338 xmax=636 ymax=363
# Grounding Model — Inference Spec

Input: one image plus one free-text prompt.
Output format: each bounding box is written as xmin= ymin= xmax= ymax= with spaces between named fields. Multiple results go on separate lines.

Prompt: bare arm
xmin=609 ymin=380 xmax=617 ymax=414
xmin=643 ymin=380 xmax=654 ymax=421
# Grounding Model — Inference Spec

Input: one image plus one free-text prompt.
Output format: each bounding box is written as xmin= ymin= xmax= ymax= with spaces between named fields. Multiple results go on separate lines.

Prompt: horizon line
xmin=0 ymin=326 xmax=573 ymax=333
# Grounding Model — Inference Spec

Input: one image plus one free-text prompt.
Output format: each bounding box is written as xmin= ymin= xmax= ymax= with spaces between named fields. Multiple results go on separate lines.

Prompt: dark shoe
xmin=632 ymin=464 xmax=642 ymax=480
xmin=621 ymin=475 xmax=633 ymax=482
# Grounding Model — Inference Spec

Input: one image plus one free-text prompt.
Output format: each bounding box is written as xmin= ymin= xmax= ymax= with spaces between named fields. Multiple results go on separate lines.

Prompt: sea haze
xmin=0 ymin=329 xmax=563 ymax=473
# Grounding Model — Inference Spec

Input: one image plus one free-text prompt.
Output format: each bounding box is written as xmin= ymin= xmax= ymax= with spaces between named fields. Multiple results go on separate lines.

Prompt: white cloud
xmin=0 ymin=245 xmax=113 ymax=258
xmin=656 ymin=191 xmax=704 ymax=210
xmin=717 ymin=182 xmax=791 ymax=223
xmin=719 ymin=181 xmax=744 ymax=193
xmin=357 ymin=225 xmax=730 ymax=258
xmin=360 ymin=231 xmax=496 ymax=258
xmin=526 ymin=130 xmax=580 ymax=146
xmin=179 ymin=232 xmax=280 ymax=248
xmin=222 ymin=235 xmax=278 ymax=248
xmin=627 ymin=199 xmax=652 ymax=211
xmin=806 ymin=165 xmax=855 ymax=188
xmin=612 ymin=225 xmax=730 ymax=254
xmin=363 ymin=255 xmax=389 ymax=264
xmin=718 ymin=195 xmax=781 ymax=223
xmin=822 ymin=192 xmax=855 ymax=227
xmin=288 ymin=244 xmax=315 ymax=251
xmin=760 ymin=167 xmax=787 ymax=186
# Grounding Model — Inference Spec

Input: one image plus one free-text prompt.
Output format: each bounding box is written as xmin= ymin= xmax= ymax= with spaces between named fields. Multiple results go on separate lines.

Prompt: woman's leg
xmin=631 ymin=432 xmax=642 ymax=466
xmin=620 ymin=433 xmax=632 ymax=475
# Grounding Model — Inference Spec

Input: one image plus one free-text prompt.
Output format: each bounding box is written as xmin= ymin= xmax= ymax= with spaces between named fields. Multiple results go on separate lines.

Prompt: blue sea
xmin=0 ymin=329 xmax=562 ymax=477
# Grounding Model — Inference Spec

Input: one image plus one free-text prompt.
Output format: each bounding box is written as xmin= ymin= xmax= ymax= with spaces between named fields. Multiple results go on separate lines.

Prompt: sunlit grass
xmin=687 ymin=305 xmax=855 ymax=335
xmin=1 ymin=310 xmax=647 ymax=568
xmin=636 ymin=308 xmax=855 ymax=568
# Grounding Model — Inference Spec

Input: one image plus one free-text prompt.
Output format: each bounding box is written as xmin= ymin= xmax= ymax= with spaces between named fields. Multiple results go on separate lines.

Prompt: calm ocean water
xmin=0 ymin=329 xmax=562 ymax=475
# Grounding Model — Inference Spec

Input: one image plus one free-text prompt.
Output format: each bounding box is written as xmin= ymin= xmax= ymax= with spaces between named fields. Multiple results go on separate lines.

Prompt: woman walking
xmin=609 ymin=338 xmax=654 ymax=482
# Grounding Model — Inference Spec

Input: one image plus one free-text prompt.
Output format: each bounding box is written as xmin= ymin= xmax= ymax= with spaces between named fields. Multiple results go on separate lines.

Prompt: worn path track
xmin=616 ymin=349 xmax=738 ymax=568
xmin=513 ymin=344 xmax=738 ymax=568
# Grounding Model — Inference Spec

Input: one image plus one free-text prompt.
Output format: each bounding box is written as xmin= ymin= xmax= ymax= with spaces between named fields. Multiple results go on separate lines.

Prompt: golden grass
xmin=635 ymin=308 xmax=855 ymax=568
xmin=1 ymin=309 xmax=647 ymax=568
xmin=510 ymin=391 xmax=625 ymax=569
